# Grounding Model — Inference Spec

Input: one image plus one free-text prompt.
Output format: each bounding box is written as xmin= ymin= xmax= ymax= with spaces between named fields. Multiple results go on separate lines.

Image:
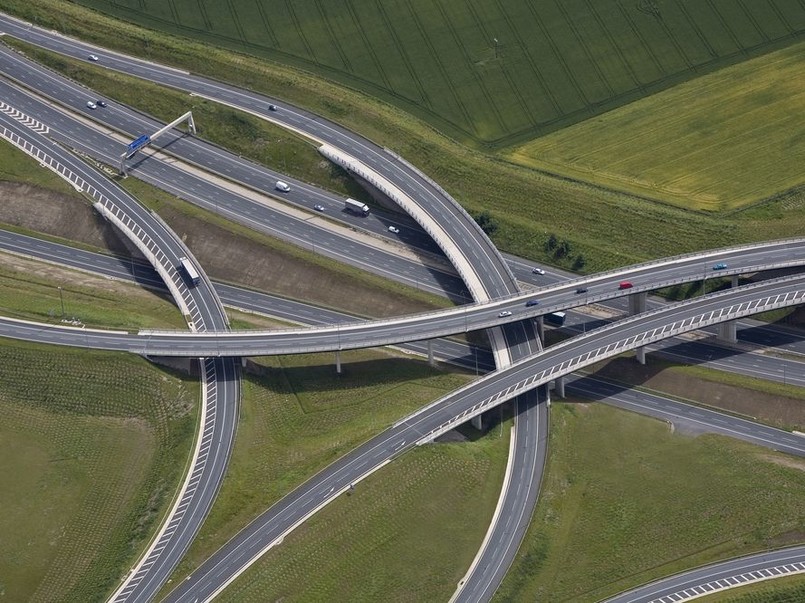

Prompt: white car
xmin=86 ymin=101 xmax=97 ymax=110
xmin=498 ymin=310 xmax=512 ymax=318
xmin=88 ymin=54 xmax=99 ymax=62
xmin=388 ymin=225 xmax=400 ymax=234
xmin=532 ymin=267 xmax=545 ymax=275
xmin=275 ymin=181 xmax=290 ymax=192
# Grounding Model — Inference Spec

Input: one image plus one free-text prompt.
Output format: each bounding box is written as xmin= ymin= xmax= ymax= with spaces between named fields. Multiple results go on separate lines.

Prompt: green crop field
xmin=510 ymin=40 xmax=805 ymax=211
xmin=0 ymin=340 xmax=198 ymax=602
xmin=64 ymin=0 xmax=805 ymax=147
xmin=495 ymin=403 xmax=805 ymax=602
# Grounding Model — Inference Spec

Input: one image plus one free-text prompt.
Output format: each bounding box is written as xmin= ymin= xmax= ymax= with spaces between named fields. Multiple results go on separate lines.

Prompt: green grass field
xmin=494 ymin=402 xmax=805 ymax=602
xmin=0 ymin=253 xmax=187 ymax=329
xmin=62 ymin=0 xmax=805 ymax=147
xmin=161 ymin=350 xmax=476 ymax=591
xmin=0 ymin=340 xmax=198 ymax=602
xmin=509 ymin=40 xmax=805 ymax=211
xmin=215 ymin=426 xmax=510 ymax=602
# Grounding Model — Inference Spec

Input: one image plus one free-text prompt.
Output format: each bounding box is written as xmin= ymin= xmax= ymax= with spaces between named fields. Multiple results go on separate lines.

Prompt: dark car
xmin=268 ymin=104 xmax=278 ymax=111
xmin=575 ymin=287 xmax=588 ymax=294
xmin=96 ymin=100 xmax=107 ymax=108
xmin=525 ymin=299 xmax=540 ymax=307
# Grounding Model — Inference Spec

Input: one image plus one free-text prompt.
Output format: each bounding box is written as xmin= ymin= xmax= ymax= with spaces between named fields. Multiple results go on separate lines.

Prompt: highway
xmin=160 ymin=276 xmax=805 ymax=602
xmin=605 ymin=545 xmax=805 ymax=603
xmin=0 ymin=31 xmax=546 ymax=600
xmin=0 ymin=102 xmax=240 ymax=603
xmin=1 ymin=16 xmax=803 ymax=602
xmin=4 ymin=229 xmax=803 ymax=602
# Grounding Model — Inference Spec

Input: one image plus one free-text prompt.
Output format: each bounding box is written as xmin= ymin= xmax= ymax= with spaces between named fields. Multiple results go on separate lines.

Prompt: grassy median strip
xmin=0 ymin=339 xmax=198 ymax=602
xmin=495 ymin=402 xmax=805 ymax=602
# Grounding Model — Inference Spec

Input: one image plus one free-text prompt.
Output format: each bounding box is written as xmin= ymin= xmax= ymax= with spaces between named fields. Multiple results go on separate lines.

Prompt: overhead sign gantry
xmin=119 ymin=110 xmax=196 ymax=174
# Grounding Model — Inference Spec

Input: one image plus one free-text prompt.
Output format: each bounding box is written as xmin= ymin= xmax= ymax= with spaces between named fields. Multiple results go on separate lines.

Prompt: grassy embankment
xmin=494 ymin=402 xmax=805 ymax=602
xmin=213 ymin=417 xmax=511 ymax=602
xmin=160 ymin=351 xmax=479 ymax=593
xmin=5 ymin=0 xmax=805 ymax=273
xmin=0 ymin=339 xmax=198 ymax=602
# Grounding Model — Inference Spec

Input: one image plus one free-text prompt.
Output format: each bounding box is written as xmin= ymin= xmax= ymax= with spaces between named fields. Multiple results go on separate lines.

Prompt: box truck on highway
xmin=178 ymin=256 xmax=201 ymax=286
xmin=345 ymin=198 xmax=369 ymax=216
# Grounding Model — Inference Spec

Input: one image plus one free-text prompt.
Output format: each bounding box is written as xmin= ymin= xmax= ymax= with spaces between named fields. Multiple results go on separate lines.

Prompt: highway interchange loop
xmin=0 ymin=13 xmax=801 ymax=603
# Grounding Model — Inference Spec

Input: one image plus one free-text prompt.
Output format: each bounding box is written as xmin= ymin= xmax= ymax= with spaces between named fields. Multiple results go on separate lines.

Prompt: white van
xmin=275 ymin=181 xmax=290 ymax=192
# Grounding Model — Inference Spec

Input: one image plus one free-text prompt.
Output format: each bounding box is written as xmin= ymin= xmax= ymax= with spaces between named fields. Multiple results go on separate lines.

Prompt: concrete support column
xmin=554 ymin=376 xmax=566 ymax=399
xmin=427 ymin=340 xmax=435 ymax=366
xmin=629 ymin=291 xmax=647 ymax=315
xmin=716 ymin=275 xmax=739 ymax=344
xmin=540 ymin=383 xmax=551 ymax=407
xmin=241 ymin=357 xmax=247 ymax=368
xmin=535 ymin=316 xmax=545 ymax=345
xmin=718 ymin=321 xmax=737 ymax=344
xmin=335 ymin=350 xmax=342 ymax=374
xmin=471 ymin=414 xmax=483 ymax=431
xmin=635 ymin=346 xmax=646 ymax=365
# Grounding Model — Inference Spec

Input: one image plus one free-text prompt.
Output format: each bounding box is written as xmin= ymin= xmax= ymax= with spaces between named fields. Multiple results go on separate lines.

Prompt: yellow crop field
xmin=509 ymin=41 xmax=805 ymax=212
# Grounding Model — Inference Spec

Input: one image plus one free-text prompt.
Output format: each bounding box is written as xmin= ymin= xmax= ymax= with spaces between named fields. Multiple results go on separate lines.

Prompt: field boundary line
xmin=313 ymin=0 xmax=352 ymax=73
xmin=554 ymin=0 xmax=614 ymax=99
xmin=345 ymin=0 xmax=392 ymax=90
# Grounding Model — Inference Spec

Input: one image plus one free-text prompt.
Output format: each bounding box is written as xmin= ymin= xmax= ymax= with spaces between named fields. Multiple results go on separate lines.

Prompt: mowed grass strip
xmin=162 ymin=350 xmax=475 ymax=591
xmin=0 ymin=340 xmax=198 ymax=602
xmin=494 ymin=403 xmax=805 ymax=602
xmin=509 ymin=41 xmax=805 ymax=212
xmin=213 ymin=420 xmax=510 ymax=603
xmin=4 ymin=39 xmax=371 ymax=206
xmin=48 ymin=0 xmax=805 ymax=145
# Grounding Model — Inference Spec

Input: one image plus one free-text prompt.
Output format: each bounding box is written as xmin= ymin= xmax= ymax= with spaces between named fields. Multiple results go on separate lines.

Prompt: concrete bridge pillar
xmin=718 ymin=321 xmax=737 ymax=344
xmin=554 ymin=375 xmax=566 ymax=398
xmin=535 ymin=316 xmax=545 ymax=345
xmin=540 ymin=383 xmax=551 ymax=407
xmin=335 ymin=350 xmax=342 ymax=374
xmin=629 ymin=291 xmax=647 ymax=315
xmin=471 ymin=414 xmax=483 ymax=431
xmin=717 ymin=275 xmax=739 ymax=343
xmin=427 ymin=340 xmax=435 ymax=366
xmin=635 ymin=346 xmax=646 ymax=365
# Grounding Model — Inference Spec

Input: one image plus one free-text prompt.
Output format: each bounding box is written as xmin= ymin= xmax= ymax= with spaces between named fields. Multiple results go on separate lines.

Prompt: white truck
xmin=344 ymin=198 xmax=369 ymax=216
